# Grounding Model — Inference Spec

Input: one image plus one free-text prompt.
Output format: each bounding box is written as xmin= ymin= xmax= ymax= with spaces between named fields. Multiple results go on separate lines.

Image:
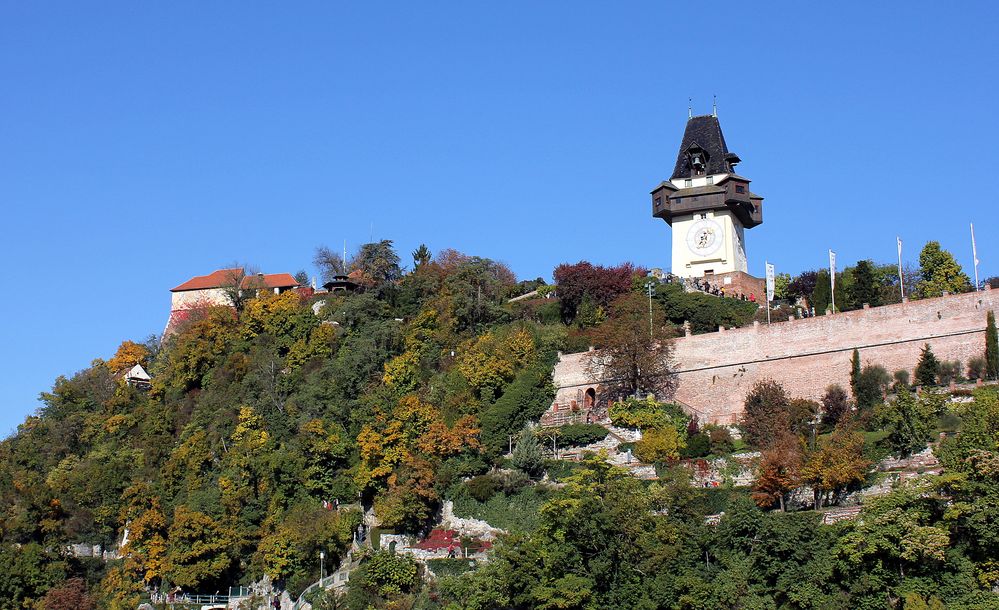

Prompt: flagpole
xmin=971 ymin=223 xmax=980 ymax=291
xmin=897 ymin=237 xmax=905 ymax=300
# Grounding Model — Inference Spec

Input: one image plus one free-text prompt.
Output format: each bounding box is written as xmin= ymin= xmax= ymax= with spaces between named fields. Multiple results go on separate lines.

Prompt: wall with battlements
xmin=551 ymin=287 xmax=998 ymax=425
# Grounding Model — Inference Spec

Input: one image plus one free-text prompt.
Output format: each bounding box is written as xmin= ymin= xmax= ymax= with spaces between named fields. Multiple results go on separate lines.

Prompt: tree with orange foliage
xmin=106 ymin=340 xmax=150 ymax=377
xmin=801 ymin=424 xmax=870 ymax=507
xmin=751 ymin=431 xmax=803 ymax=512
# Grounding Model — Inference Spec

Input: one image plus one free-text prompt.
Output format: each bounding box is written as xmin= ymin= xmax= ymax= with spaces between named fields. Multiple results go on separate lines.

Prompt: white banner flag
xmin=896 ymin=237 xmax=906 ymax=299
xmin=829 ymin=250 xmax=837 ymax=312
xmin=765 ymin=262 xmax=775 ymax=302
xmin=972 ymin=223 xmax=980 ymax=291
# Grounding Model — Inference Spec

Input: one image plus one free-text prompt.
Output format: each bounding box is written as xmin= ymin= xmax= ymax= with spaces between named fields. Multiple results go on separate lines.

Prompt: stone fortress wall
xmin=552 ymin=287 xmax=998 ymax=425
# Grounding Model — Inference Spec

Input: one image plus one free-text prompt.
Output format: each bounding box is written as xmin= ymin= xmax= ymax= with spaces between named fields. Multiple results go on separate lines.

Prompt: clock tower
xmin=651 ymin=113 xmax=763 ymax=279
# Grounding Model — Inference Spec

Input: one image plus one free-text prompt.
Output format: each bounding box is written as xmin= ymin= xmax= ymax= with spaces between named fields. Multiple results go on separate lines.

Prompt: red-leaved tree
xmin=553 ymin=261 xmax=645 ymax=324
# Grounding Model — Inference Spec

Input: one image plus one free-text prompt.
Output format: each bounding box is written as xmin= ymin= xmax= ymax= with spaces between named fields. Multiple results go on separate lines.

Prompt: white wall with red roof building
xmin=163 ymin=268 xmax=300 ymax=337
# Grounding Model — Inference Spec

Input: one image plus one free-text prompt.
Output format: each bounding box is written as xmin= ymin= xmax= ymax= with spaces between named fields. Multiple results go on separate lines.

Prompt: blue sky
xmin=1 ymin=2 xmax=997 ymax=436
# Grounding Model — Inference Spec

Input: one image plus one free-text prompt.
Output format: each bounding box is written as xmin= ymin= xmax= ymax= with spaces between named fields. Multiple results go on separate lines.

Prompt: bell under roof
xmin=670 ymin=115 xmax=740 ymax=180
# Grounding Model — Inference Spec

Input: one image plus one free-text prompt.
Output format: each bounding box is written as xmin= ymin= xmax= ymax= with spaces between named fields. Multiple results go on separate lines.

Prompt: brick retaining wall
xmin=553 ymin=288 xmax=998 ymax=424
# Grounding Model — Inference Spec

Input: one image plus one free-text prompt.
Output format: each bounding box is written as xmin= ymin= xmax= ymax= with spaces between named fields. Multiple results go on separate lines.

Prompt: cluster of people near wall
xmin=687 ymin=276 xmax=757 ymax=302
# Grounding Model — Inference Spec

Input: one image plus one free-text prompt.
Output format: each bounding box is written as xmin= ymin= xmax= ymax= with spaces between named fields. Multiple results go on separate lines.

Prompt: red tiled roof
xmin=171 ymin=269 xmax=300 ymax=292
xmin=240 ymin=273 xmax=299 ymax=290
xmin=171 ymin=268 xmax=244 ymax=292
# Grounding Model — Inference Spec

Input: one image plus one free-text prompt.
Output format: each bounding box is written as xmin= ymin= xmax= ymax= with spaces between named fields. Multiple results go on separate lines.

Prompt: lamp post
xmin=320 ymin=551 xmax=325 ymax=583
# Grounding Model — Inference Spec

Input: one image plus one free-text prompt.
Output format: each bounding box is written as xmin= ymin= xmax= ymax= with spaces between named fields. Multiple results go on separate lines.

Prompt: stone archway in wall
xmin=584 ymin=387 xmax=596 ymax=408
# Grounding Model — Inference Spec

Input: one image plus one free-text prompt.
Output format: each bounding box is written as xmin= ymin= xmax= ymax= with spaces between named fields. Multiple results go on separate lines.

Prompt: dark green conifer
xmin=850 ymin=349 xmax=861 ymax=400
xmin=914 ymin=343 xmax=940 ymax=386
xmin=986 ymin=310 xmax=998 ymax=380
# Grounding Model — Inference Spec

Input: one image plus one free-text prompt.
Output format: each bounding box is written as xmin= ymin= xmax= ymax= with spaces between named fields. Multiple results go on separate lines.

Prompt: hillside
xmin=2 ymin=244 xmax=998 ymax=610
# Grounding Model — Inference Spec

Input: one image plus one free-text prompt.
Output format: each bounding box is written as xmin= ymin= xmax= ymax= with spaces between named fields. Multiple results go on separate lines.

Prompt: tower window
xmin=654 ymin=197 xmax=662 ymax=207
xmin=736 ymin=185 xmax=745 ymax=194
xmin=684 ymin=179 xmax=692 ymax=188
xmin=707 ymin=175 xmax=714 ymax=185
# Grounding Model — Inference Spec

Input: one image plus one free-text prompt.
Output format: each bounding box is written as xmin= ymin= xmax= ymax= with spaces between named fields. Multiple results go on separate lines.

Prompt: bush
xmin=427 ymin=558 xmax=477 ymax=578
xmin=939 ymin=360 xmax=963 ymax=385
xmin=681 ymin=433 xmax=711 ymax=459
xmin=856 ymin=365 xmax=891 ymax=410
xmin=892 ymin=369 xmax=911 ymax=392
xmin=465 ymin=475 xmax=500 ymax=503
xmin=635 ymin=428 xmax=685 ymax=464
xmin=557 ymin=423 xmax=609 ymax=448
xmin=967 ymin=356 xmax=987 ymax=381
xmin=449 ymin=483 xmax=552 ymax=533
xmin=706 ymin=426 xmax=735 ymax=455
xmin=653 ymin=282 xmax=758 ymax=333
xmin=609 ymin=396 xmax=689 ymax=432
xmin=511 ymin=426 xmax=544 ymax=477
xmin=495 ymin=469 xmax=530 ymax=494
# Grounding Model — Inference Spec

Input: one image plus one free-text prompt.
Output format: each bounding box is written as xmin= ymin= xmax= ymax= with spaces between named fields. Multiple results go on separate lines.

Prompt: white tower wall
xmin=671 ymin=209 xmax=747 ymax=278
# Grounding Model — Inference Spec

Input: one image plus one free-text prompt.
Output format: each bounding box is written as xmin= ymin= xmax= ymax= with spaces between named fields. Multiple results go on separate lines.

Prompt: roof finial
xmin=688 ymin=98 xmax=692 ymax=120
xmin=712 ymin=95 xmax=717 ymax=117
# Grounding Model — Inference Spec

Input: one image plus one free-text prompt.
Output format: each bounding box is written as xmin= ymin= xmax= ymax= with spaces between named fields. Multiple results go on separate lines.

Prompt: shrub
xmin=938 ymin=360 xmax=963 ymax=385
xmin=706 ymin=426 xmax=735 ymax=455
xmin=427 ymin=558 xmax=477 ymax=578
xmin=496 ymin=469 xmax=530 ymax=495
xmin=681 ymin=433 xmax=711 ymax=459
xmin=609 ymin=396 xmax=689 ymax=432
xmin=967 ymin=356 xmax=987 ymax=381
xmin=557 ymin=423 xmax=609 ymax=448
xmin=821 ymin=384 xmax=851 ymax=428
xmin=635 ymin=427 xmax=685 ymax=464
xmin=892 ymin=369 xmax=911 ymax=392
xmin=465 ymin=475 xmax=500 ymax=503
xmin=856 ymin=365 xmax=891 ymax=411
xmin=511 ymin=426 xmax=544 ymax=477
xmin=449 ymin=484 xmax=551 ymax=533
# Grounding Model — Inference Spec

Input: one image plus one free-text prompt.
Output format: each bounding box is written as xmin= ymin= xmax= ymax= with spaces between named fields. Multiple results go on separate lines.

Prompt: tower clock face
xmin=686 ymin=218 xmax=724 ymax=257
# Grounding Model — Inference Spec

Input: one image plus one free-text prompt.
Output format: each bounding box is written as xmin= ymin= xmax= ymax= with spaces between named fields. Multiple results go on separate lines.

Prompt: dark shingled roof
xmin=671 ymin=115 xmax=739 ymax=180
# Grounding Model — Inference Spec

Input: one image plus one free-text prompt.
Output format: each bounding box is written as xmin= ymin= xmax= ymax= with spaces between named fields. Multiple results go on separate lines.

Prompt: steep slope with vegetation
xmin=1 ymin=240 xmax=996 ymax=610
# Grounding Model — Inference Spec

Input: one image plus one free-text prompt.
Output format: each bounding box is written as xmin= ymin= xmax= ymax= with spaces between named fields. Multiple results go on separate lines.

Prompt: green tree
xmin=855 ymin=364 xmax=891 ymax=411
xmin=165 ymin=506 xmax=234 ymax=589
xmin=821 ymin=384 xmax=851 ymax=429
xmin=411 ymin=243 xmax=431 ymax=270
xmin=811 ymin=269 xmax=845 ymax=314
xmin=849 ymin=259 xmax=880 ymax=309
xmin=875 ymin=387 xmax=936 ymax=458
xmin=850 ymin=349 xmax=861 ymax=400
xmin=916 ymin=241 xmax=971 ymax=297
xmin=741 ymin=379 xmax=791 ymax=449
xmin=511 ymin=426 xmax=544 ymax=477
xmin=914 ymin=343 xmax=940 ymax=386
xmin=801 ymin=425 xmax=869 ymax=507
xmin=634 ymin=427 xmax=685 ymax=464
xmin=986 ymin=310 xmax=998 ymax=380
